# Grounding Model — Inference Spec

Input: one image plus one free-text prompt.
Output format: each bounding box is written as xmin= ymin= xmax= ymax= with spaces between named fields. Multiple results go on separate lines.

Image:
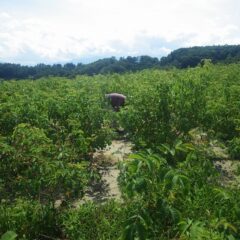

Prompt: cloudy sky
xmin=0 ymin=0 xmax=240 ymax=65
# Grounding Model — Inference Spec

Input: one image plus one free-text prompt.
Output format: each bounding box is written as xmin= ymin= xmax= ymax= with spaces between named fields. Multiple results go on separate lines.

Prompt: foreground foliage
xmin=0 ymin=63 xmax=240 ymax=239
xmin=119 ymin=149 xmax=240 ymax=239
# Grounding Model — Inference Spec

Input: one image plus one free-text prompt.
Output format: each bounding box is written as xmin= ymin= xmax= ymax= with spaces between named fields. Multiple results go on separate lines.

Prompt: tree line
xmin=160 ymin=44 xmax=240 ymax=68
xmin=1 ymin=45 xmax=240 ymax=80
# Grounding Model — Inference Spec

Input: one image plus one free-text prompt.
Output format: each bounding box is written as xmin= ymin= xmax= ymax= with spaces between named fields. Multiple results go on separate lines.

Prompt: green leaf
xmin=0 ymin=231 xmax=17 ymax=240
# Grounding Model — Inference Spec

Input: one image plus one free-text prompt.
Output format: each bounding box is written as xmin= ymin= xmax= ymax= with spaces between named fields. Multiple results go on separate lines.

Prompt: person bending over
xmin=105 ymin=93 xmax=126 ymax=112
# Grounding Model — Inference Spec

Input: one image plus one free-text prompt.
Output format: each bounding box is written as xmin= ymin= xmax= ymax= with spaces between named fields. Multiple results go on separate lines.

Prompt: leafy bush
xmin=0 ymin=199 xmax=59 ymax=240
xmin=228 ymin=137 xmax=240 ymax=159
xmin=119 ymin=146 xmax=240 ymax=239
xmin=119 ymin=150 xmax=190 ymax=239
xmin=0 ymin=123 xmax=89 ymax=201
xmin=60 ymin=200 xmax=125 ymax=240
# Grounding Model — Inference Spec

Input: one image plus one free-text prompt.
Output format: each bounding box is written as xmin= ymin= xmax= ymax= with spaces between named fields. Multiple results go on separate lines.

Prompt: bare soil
xmin=214 ymin=160 xmax=240 ymax=188
xmin=73 ymin=140 xmax=133 ymax=207
xmin=189 ymin=128 xmax=240 ymax=188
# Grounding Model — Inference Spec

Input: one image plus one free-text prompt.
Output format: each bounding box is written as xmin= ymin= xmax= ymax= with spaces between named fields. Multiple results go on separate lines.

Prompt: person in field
xmin=105 ymin=93 xmax=126 ymax=112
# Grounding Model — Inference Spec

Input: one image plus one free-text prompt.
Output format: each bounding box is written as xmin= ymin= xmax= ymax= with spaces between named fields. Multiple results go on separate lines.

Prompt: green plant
xmin=0 ymin=123 xmax=89 ymax=201
xmin=228 ymin=137 xmax=240 ymax=159
xmin=0 ymin=199 xmax=60 ymax=239
xmin=60 ymin=200 xmax=125 ymax=240
xmin=0 ymin=231 xmax=17 ymax=240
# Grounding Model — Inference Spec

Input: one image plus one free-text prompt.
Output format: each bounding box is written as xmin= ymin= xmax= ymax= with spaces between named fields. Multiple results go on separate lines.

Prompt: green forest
xmin=0 ymin=61 xmax=240 ymax=239
xmin=1 ymin=45 xmax=240 ymax=80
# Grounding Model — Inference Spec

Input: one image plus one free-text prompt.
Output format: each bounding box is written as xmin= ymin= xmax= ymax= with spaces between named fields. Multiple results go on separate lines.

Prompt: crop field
xmin=0 ymin=62 xmax=240 ymax=239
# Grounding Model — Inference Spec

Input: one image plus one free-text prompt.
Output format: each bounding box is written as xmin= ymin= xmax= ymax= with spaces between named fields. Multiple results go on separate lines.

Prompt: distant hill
xmin=160 ymin=45 xmax=240 ymax=68
xmin=1 ymin=45 xmax=240 ymax=80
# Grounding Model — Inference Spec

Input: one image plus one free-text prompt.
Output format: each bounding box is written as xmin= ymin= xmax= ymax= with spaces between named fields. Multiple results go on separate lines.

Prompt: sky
xmin=0 ymin=0 xmax=240 ymax=65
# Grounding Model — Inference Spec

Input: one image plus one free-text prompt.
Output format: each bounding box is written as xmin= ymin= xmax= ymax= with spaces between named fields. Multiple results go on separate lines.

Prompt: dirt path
xmin=214 ymin=160 xmax=240 ymax=188
xmin=73 ymin=140 xmax=133 ymax=207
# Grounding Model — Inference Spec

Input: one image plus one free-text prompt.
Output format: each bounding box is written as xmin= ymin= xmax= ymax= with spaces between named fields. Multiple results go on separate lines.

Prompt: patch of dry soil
xmin=73 ymin=140 xmax=133 ymax=207
xmin=214 ymin=160 xmax=240 ymax=188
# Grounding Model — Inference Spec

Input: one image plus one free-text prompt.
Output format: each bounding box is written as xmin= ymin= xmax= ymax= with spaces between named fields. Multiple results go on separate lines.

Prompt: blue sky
xmin=0 ymin=0 xmax=240 ymax=65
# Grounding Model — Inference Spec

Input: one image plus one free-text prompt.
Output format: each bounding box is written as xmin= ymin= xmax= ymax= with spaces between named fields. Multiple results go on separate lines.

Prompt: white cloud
xmin=0 ymin=0 xmax=240 ymax=64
